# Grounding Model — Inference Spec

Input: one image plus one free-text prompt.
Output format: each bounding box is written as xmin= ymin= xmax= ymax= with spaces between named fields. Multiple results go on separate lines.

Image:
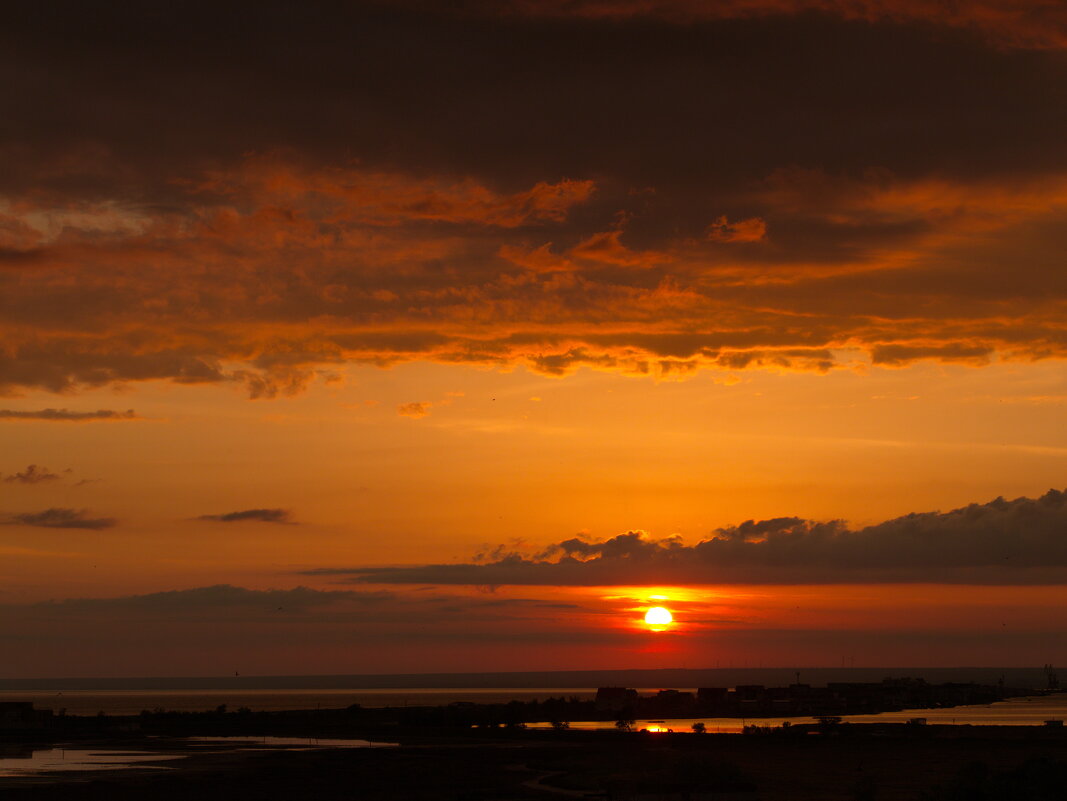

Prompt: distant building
xmin=595 ymin=687 xmax=638 ymax=712
xmin=734 ymin=685 xmax=766 ymax=702
xmin=653 ymin=689 xmax=694 ymax=713
xmin=0 ymin=702 xmax=52 ymax=729
xmin=696 ymin=687 xmax=728 ymax=704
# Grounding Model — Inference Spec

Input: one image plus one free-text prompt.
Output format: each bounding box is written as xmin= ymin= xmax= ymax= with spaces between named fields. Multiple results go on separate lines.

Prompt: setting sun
xmin=644 ymin=606 xmax=673 ymax=629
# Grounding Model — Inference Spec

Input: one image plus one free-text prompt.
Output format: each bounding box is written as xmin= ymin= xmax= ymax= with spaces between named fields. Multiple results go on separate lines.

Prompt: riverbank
xmin=3 ymin=726 xmax=1067 ymax=800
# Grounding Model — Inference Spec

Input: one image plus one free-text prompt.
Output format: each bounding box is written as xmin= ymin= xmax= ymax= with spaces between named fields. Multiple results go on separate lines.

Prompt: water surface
xmin=529 ymin=693 xmax=1067 ymax=732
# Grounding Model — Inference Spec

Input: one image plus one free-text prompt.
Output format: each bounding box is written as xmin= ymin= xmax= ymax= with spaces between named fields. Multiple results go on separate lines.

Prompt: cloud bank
xmin=311 ymin=490 xmax=1067 ymax=586
xmin=5 ymin=580 xmax=1067 ymax=676
xmin=0 ymin=584 xmax=609 ymax=675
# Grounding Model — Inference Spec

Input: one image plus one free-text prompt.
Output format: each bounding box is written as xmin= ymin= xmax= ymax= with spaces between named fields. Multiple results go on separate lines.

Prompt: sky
xmin=2 ymin=0 xmax=1066 ymax=678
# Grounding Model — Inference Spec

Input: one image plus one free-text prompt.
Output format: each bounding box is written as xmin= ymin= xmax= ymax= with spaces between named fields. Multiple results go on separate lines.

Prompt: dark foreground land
xmin=4 ymin=726 xmax=1067 ymax=801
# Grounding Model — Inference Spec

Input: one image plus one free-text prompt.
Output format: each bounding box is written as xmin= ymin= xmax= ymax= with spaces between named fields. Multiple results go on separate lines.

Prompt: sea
xmin=528 ymin=694 xmax=1067 ymax=733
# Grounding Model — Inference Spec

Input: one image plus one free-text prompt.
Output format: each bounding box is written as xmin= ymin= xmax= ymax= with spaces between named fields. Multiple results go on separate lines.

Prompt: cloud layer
xmin=311 ymin=490 xmax=1067 ymax=586
xmin=5 ymin=580 xmax=1067 ymax=676
xmin=0 ymin=584 xmax=607 ymax=675
xmin=1 ymin=4 xmax=1067 ymax=396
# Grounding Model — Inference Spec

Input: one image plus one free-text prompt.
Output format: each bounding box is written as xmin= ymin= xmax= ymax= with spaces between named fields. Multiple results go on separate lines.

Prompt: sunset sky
xmin=2 ymin=0 xmax=1067 ymax=677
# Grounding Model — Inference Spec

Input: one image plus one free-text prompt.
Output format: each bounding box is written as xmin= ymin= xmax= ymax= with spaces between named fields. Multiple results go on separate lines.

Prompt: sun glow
xmin=644 ymin=724 xmax=671 ymax=733
xmin=644 ymin=606 xmax=673 ymax=630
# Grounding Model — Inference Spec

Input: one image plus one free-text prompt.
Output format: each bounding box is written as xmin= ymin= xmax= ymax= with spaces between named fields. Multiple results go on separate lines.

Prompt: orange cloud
xmin=706 ymin=215 xmax=767 ymax=243
xmin=194 ymin=160 xmax=596 ymax=228
xmin=3 ymin=157 xmax=1067 ymax=396
xmin=497 ymin=243 xmax=576 ymax=273
xmin=398 ymin=401 xmax=432 ymax=418
xmin=570 ymin=230 xmax=670 ymax=267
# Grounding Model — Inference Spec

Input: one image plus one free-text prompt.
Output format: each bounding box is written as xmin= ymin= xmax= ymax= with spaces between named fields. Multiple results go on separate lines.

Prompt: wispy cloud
xmin=2 ymin=465 xmax=61 ymax=485
xmin=28 ymin=584 xmax=390 ymax=612
xmin=397 ymin=401 xmax=432 ymax=419
xmin=1 ymin=508 xmax=117 ymax=530
xmin=0 ymin=409 xmax=140 ymax=422
xmin=195 ymin=509 xmax=295 ymax=524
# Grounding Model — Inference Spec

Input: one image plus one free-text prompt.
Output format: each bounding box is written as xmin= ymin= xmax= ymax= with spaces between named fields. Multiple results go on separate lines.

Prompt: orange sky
xmin=1 ymin=0 xmax=1066 ymax=676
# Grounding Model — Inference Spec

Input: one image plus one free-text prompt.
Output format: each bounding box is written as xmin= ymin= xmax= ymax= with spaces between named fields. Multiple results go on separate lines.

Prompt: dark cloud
xmin=196 ymin=509 xmax=295 ymax=524
xmin=2 ymin=465 xmax=60 ymax=485
xmin=311 ymin=489 xmax=1067 ymax=586
xmin=870 ymin=343 xmax=995 ymax=366
xmin=6 ymin=2 xmax=1064 ymax=193
xmin=1 ymin=508 xmax=117 ymax=530
xmin=442 ymin=0 xmax=1067 ymax=51
xmin=0 ymin=3 xmax=1066 ymax=394
xmin=29 ymin=584 xmax=391 ymax=613
xmin=0 ymin=408 xmax=140 ymax=422
xmin=21 ymin=584 xmax=585 ymax=618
